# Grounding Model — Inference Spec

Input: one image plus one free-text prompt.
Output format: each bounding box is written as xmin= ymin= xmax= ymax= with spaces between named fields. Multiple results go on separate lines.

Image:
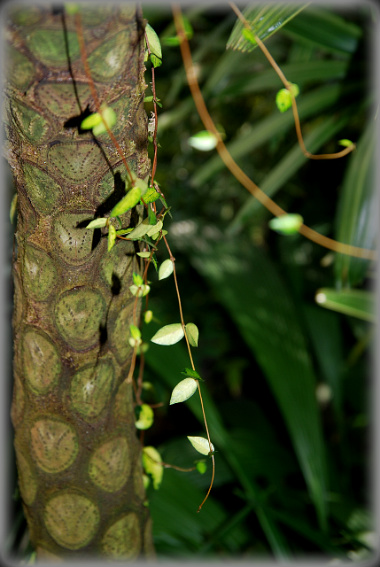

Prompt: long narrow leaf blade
xmin=334 ymin=123 xmax=377 ymax=288
xmin=315 ymin=288 xmax=375 ymax=322
xmin=192 ymin=239 xmax=328 ymax=530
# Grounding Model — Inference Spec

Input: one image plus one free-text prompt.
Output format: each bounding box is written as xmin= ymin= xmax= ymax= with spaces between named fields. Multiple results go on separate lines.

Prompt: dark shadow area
xmin=111 ymin=273 xmax=121 ymax=296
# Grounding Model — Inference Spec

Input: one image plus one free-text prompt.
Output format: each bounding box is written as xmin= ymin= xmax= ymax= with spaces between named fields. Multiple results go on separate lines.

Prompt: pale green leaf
xmin=127 ymin=218 xmax=162 ymax=240
xmin=185 ymin=322 xmax=199 ymax=347
xmin=142 ymin=446 xmax=163 ymax=489
xmin=107 ymin=224 xmax=116 ymax=252
xmin=110 ymin=186 xmax=141 ymax=217
xmin=268 ymin=213 xmax=303 ymax=234
xmin=80 ymin=112 xmax=102 ymax=130
xmin=187 ymin=436 xmax=214 ymax=456
xmin=129 ymin=284 xmax=150 ymax=297
xmin=158 ymin=258 xmax=174 ymax=280
xmin=130 ymin=324 xmax=141 ymax=340
xmin=338 ymin=138 xmax=354 ymax=147
xmin=151 ymin=323 xmax=184 ymax=346
xmin=188 ymin=130 xmax=218 ymax=151
xmin=92 ymin=106 xmax=117 ymax=136
xmin=86 ymin=218 xmax=107 ymax=229
xmin=135 ymin=404 xmax=154 ymax=430
xmin=144 ymin=310 xmax=153 ymax=324
xmin=170 ymin=378 xmax=198 ymax=405
xmin=137 ymin=251 xmax=151 ymax=258
xmin=146 ymin=219 xmax=163 ymax=237
xmin=145 ymin=23 xmax=162 ymax=60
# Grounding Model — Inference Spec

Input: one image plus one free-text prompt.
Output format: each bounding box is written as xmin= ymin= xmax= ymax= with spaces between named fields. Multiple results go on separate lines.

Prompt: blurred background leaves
xmin=140 ymin=1 xmax=377 ymax=561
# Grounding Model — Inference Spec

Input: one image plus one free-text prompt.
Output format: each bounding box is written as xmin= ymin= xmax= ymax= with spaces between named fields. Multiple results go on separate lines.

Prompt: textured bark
xmin=4 ymin=4 xmax=154 ymax=560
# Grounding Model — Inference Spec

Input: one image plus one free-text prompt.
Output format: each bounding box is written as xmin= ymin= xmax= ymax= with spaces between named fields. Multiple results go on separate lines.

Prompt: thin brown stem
xmin=172 ymin=4 xmax=376 ymax=262
xmin=228 ymin=2 xmax=355 ymax=161
xmin=162 ymin=234 xmax=196 ymax=371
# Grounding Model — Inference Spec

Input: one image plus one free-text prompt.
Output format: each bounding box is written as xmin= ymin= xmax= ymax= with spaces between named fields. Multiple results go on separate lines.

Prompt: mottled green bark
xmin=4 ymin=4 xmax=154 ymax=560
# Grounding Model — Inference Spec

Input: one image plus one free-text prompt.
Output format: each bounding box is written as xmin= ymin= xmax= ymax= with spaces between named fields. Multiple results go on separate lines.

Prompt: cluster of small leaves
xmin=275 ymin=83 xmax=300 ymax=113
xmin=81 ymin=21 xmax=213 ymax=495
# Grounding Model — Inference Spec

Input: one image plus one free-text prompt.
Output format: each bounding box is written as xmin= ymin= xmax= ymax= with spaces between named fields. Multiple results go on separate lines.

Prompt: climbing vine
xmin=71 ymin=0 xmax=375 ymax=514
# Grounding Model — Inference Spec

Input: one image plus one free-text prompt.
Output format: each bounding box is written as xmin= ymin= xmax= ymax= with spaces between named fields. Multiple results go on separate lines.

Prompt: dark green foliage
xmin=141 ymin=3 xmax=375 ymax=561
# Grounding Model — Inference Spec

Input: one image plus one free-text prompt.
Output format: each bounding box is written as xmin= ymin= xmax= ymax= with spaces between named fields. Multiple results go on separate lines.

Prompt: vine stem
xmin=144 ymin=31 xmax=159 ymax=186
xmin=162 ymin=233 xmax=215 ymax=510
xmin=229 ymin=2 xmax=355 ymax=161
xmin=162 ymin=234 xmax=195 ymax=371
xmin=172 ymin=4 xmax=376 ymax=262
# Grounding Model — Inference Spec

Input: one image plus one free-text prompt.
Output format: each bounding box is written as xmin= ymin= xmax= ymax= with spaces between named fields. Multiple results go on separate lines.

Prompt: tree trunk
xmin=4 ymin=4 xmax=154 ymax=560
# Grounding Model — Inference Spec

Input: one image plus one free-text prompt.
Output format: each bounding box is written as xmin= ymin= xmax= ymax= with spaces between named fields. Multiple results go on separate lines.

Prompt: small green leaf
xmin=196 ymin=461 xmax=207 ymax=475
xmin=92 ymin=106 xmax=117 ymax=136
xmin=110 ymin=186 xmax=141 ymax=217
xmin=170 ymin=378 xmax=198 ymax=405
xmin=145 ymin=24 xmax=162 ymax=66
xmin=129 ymin=284 xmax=150 ymax=297
xmin=158 ymin=258 xmax=174 ymax=280
xmin=137 ymin=251 xmax=151 ymax=258
xmin=151 ymin=323 xmax=184 ymax=346
xmin=185 ymin=322 xmax=199 ymax=347
xmin=144 ymin=310 xmax=153 ymax=324
xmin=133 ymin=272 xmax=144 ymax=286
xmin=276 ymin=83 xmax=300 ymax=113
xmin=135 ymin=404 xmax=154 ymax=430
xmin=116 ymin=228 xmax=133 ymax=237
xmin=242 ymin=27 xmax=256 ymax=45
xmin=143 ymin=187 xmax=160 ymax=204
xmin=338 ymin=138 xmax=354 ymax=147
xmin=130 ymin=324 xmax=141 ymax=339
xmin=315 ymin=288 xmax=375 ymax=322
xmin=147 ymin=207 xmax=157 ymax=225
xmin=81 ymin=112 xmax=102 ymax=130
xmin=181 ymin=368 xmax=202 ymax=380
xmin=127 ymin=218 xmax=162 ymax=240
xmin=150 ymin=54 xmax=162 ymax=68
xmin=142 ymin=446 xmax=163 ymax=489
xmin=86 ymin=218 xmax=107 ymax=229
xmin=146 ymin=219 xmax=163 ymax=237
xmin=268 ymin=213 xmax=303 ymax=235
xmin=188 ymin=130 xmax=218 ymax=151
xmin=107 ymin=224 xmax=116 ymax=252
xmin=187 ymin=436 xmax=214 ymax=456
